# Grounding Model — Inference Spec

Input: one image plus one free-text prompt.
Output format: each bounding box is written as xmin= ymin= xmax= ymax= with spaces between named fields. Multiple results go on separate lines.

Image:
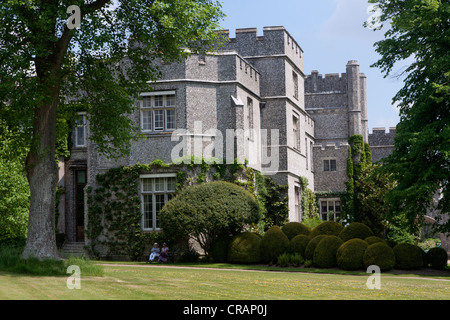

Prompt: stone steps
xmin=61 ymin=242 xmax=87 ymax=257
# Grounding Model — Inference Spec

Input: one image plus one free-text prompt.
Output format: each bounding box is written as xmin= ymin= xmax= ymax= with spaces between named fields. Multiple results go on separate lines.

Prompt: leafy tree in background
xmin=0 ymin=124 xmax=29 ymax=241
xmin=366 ymin=0 xmax=450 ymax=234
xmin=0 ymin=0 xmax=225 ymax=259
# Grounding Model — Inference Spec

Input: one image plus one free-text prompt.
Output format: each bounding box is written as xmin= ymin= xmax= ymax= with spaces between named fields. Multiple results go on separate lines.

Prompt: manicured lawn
xmin=0 ymin=263 xmax=449 ymax=300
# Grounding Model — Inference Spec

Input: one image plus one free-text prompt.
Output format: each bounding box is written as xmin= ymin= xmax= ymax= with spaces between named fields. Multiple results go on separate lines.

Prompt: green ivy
xmin=299 ymin=177 xmax=319 ymax=220
xmin=86 ymin=157 xmax=260 ymax=260
xmin=343 ymin=135 xmax=373 ymax=222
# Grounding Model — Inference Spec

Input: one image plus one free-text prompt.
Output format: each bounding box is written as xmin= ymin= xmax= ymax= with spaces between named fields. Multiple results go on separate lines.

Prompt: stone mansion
xmin=59 ymin=26 xmax=397 ymax=245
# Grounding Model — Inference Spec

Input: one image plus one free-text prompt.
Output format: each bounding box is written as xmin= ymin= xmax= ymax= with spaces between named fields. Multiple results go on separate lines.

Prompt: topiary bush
xmin=227 ymin=232 xmax=261 ymax=264
xmin=339 ymin=222 xmax=374 ymax=242
xmin=304 ymin=235 xmax=327 ymax=261
xmin=426 ymin=247 xmax=448 ymax=270
xmin=310 ymin=221 xmax=344 ymax=238
xmin=393 ymin=243 xmax=424 ymax=270
xmin=259 ymin=226 xmax=290 ymax=264
xmin=365 ymin=236 xmax=387 ymax=246
xmin=289 ymin=234 xmax=311 ymax=257
xmin=336 ymin=239 xmax=369 ymax=270
xmin=160 ymin=181 xmax=261 ymax=257
xmin=281 ymin=222 xmax=311 ymax=240
xmin=363 ymin=242 xmax=396 ymax=271
xmin=313 ymin=236 xmax=343 ymax=268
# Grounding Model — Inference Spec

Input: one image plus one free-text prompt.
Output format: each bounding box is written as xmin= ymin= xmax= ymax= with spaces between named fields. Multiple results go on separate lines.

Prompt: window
xmin=75 ymin=113 xmax=86 ymax=147
xmin=305 ymin=138 xmax=308 ymax=170
xmin=323 ymin=159 xmax=337 ymax=172
xmin=141 ymin=175 xmax=176 ymax=231
xmin=293 ymin=72 xmax=299 ymax=100
xmin=295 ymin=186 xmax=301 ymax=221
xmin=140 ymin=92 xmax=176 ymax=133
xmin=320 ymin=199 xmax=341 ymax=221
xmin=248 ymin=98 xmax=254 ymax=140
xmin=293 ymin=115 xmax=300 ymax=150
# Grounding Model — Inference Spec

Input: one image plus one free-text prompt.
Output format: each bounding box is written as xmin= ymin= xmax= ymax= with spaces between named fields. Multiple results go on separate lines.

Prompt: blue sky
xmin=218 ymin=0 xmax=405 ymax=131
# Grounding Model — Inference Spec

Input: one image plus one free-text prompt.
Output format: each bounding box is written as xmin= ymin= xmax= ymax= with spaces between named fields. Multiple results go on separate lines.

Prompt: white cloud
xmin=320 ymin=0 xmax=384 ymax=43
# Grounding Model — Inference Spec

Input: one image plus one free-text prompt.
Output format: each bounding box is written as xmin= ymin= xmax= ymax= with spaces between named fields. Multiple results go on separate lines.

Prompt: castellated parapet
xmin=368 ymin=127 xmax=396 ymax=163
xmin=221 ymin=26 xmax=304 ymax=73
xmin=304 ymin=61 xmax=368 ymax=143
xmin=304 ymin=71 xmax=347 ymax=93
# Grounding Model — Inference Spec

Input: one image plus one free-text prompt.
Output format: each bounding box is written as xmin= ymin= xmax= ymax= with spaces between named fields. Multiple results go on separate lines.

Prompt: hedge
xmin=228 ymin=232 xmax=261 ymax=264
xmin=310 ymin=221 xmax=344 ymax=238
xmin=260 ymin=226 xmax=290 ymax=264
xmin=393 ymin=243 xmax=423 ymax=270
xmin=281 ymin=222 xmax=311 ymax=240
xmin=365 ymin=236 xmax=387 ymax=246
xmin=339 ymin=222 xmax=374 ymax=242
xmin=304 ymin=235 xmax=327 ymax=261
xmin=313 ymin=236 xmax=343 ymax=268
xmin=289 ymin=234 xmax=311 ymax=257
xmin=363 ymin=243 xmax=396 ymax=271
xmin=160 ymin=181 xmax=261 ymax=256
xmin=336 ymin=239 xmax=369 ymax=270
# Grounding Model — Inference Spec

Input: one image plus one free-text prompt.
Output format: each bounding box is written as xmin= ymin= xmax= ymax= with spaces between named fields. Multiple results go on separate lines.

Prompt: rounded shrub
xmin=365 ymin=236 xmax=387 ymax=246
xmin=363 ymin=242 xmax=396 ymax=271
xmin=393 ymin=243 xmax=424 ymax=270
xmin=227 ymin=232 xmax=261 ymax=264
xmin=289 ymin=234 xmax=311 ymax=257
xmin=310 ymin=221 xmax=344 ymax=238
xmin=160 ymin=181 xmax=261 ymax=256
xmin=260 ymin=226 xmax=290 ymax=264
xmin=339 ymin=222 xmax=374 ymax=242
xmin=313 ymin=236 xmax=343 ymax=268
xmin=426 ymin=247 xmax=448 ymax=270
xmin=336 ymin=239 xmax=369 ymax=270
xmin=281 ymin=222 xmax=311 ymax=240
xmin=304 ymin=235 xmax=327 ymax=261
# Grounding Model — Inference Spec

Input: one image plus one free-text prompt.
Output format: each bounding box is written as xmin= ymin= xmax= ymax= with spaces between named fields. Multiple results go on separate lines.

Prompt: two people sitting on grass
xmin=149 ymin=242 xmax=169 ymax=263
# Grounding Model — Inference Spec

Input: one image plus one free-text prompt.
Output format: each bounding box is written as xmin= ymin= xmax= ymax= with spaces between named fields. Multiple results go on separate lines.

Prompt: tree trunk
xmin=22 ymin=86 xmax=60 ymax=260
xmin=22 ymin=155 xmax=59 ymax=260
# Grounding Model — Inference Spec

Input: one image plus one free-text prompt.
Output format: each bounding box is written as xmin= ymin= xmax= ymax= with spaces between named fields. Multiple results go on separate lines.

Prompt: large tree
xmin=0 ymin=0 xmax=224 ymax=260
xmin=366 ymin=0 xmax=450 ymax=234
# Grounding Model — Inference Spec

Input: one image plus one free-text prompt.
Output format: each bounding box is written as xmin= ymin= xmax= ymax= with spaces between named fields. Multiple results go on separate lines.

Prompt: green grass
xmin=0 ymin=263 xmax=449 ymax=300
xmin=0 ymin=243 xmax=103 ymax=277
xmin=1 ymin=242 xmax=449 ymax=300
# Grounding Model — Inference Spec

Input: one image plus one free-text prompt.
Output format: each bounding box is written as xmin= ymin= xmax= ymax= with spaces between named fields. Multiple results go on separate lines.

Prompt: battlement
xmin=370 ymin=127 xmax=397 ymax=134
xmin=305 ymin=70 xmax=348 ymax=94
xmin=368 ymin=127 xmax=396 ymax=146
xmin=220 ymin=26 xmax=303 ymax=70
xmin=305 ymin=65 xmax=366 ymax=94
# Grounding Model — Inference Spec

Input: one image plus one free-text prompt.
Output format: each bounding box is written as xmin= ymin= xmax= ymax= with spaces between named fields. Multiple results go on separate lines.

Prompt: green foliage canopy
xmin=366 ymin=0 xmax=450 ymax=233
xmin=0 ymin=0 xmax=225 ymax=259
